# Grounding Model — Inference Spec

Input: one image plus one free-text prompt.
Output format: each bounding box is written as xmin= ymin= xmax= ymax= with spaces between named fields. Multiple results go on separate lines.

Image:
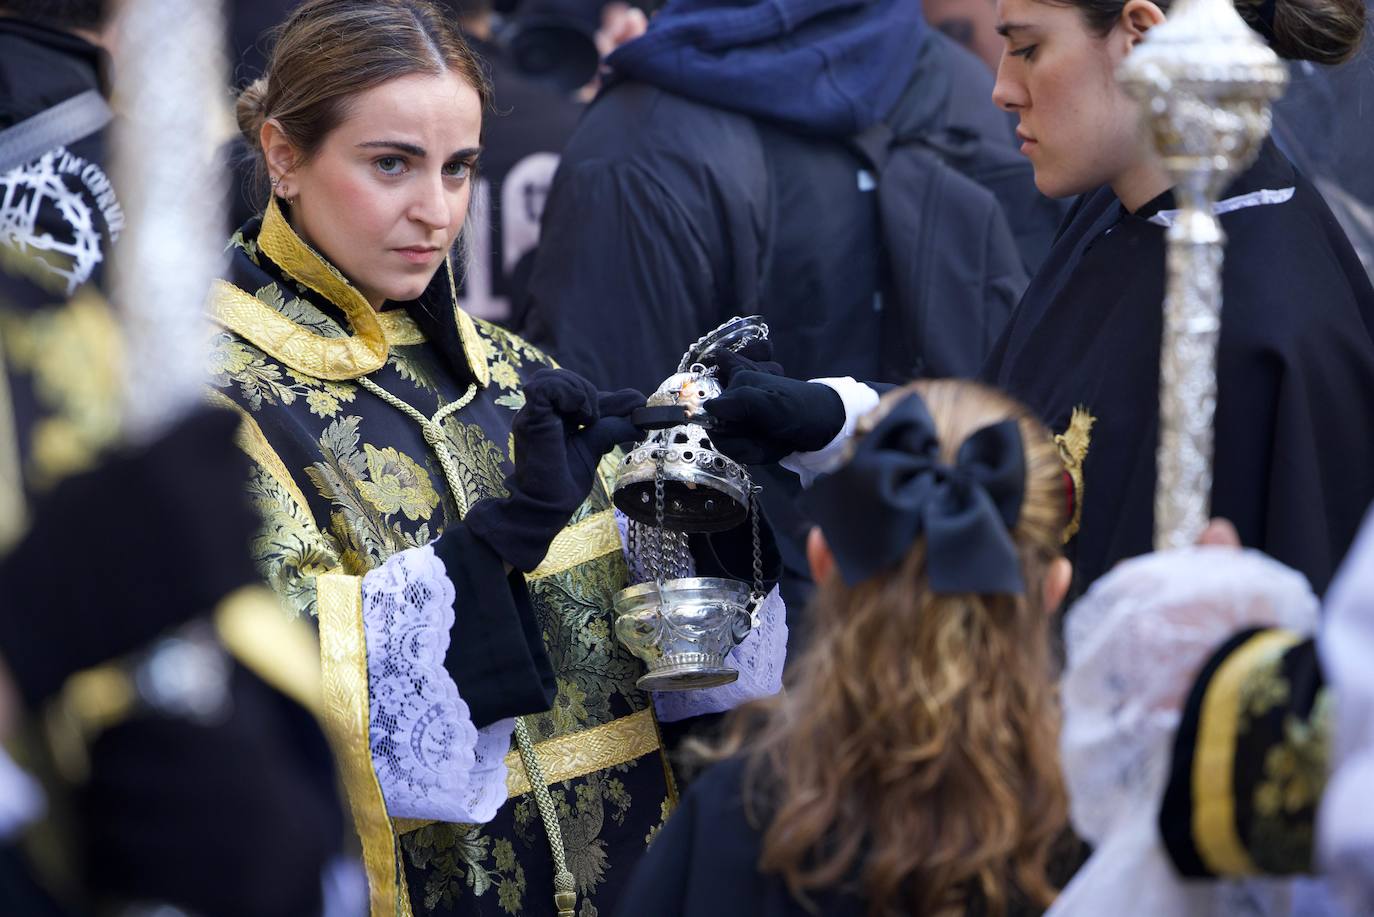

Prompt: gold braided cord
xmin=356 ymin=376 xmax=477 ymax=516
xmin=514 ymin=717 xmax=579 ymax=917
xmin=357 ymin=372 xmax=578 ymax=914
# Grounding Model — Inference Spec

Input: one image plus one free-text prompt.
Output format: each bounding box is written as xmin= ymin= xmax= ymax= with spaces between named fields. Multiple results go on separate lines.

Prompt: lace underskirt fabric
xmin=1049 ymin=547 xmax=1318 ymax=917
xmin=361 ymin=544 xmax=513 ymax=824
xmin=614 ymin=511 xmax=788 ymax=722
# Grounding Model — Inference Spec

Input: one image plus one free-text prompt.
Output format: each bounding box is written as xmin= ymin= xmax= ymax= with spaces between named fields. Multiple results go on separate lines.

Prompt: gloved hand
xmin=466 ymin=369 xmax=643 ymax=571
xmin=708 ymin=343 xmax=782 ymax=384
xmin=0 ymin=408 xmax=261 ymax=709
xmin=703 ymin=371 xmax=846 ymax=466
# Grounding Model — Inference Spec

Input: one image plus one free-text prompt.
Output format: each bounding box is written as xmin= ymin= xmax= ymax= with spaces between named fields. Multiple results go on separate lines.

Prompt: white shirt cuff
xmin=778 ymin=377 xmax=881 ymax=487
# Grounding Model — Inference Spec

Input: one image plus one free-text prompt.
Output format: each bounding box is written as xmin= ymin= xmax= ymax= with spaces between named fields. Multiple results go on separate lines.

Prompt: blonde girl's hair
xmin=708 ymin=378 xmax=1069 ymax=917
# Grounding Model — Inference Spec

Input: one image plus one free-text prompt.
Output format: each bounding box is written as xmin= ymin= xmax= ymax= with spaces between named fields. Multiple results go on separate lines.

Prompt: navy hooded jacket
xmin=520 ymin=0 xmax=1063 ymax=393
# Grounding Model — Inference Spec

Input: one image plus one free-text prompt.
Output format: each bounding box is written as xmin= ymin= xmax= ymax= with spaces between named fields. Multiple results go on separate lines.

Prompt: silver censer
xmin=612 ymin=317 xmax=771 ymax=691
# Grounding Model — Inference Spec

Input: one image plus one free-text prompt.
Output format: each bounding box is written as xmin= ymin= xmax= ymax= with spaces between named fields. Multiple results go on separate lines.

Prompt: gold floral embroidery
xmin=1248 ymin=690 xmax=1331 ymax=871
xmin=358 ymin=444 xmax=441 ymax=521
xmin=490 ymin=359 xmax=520 ymax=391
xmin=305 ymin=416 xmax=435 ymax=567
xmin=244 ymin=464 xmax=340 ymax=619
xmin=404 ymin=823 xmax=526 ymax=914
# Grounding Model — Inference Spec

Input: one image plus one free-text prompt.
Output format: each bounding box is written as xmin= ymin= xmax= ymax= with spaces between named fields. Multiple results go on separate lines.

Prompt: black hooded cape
xmin=983 ymin=140 xmax=1374 ymax=595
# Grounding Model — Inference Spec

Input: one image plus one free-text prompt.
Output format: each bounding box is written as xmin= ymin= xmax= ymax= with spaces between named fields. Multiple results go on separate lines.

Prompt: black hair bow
xmin=800 ymin=393 xmax=1026 ymax=595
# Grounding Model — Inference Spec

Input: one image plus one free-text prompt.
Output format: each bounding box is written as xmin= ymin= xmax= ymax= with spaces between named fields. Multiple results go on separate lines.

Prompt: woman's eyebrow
xmin=357 ymin=140 xmax=427 ymax=157
xmin=995 ymin=21 xmax=1035 ymax=36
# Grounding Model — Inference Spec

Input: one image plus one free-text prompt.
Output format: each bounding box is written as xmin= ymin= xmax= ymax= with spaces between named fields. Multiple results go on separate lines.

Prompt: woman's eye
xmin=376 ymin=157 xmax=405 ymax=175
xmin=443 ymin=161 xmax=472 ymax=180
xmin=1010 ymin=43 xmax=1038 ymax=60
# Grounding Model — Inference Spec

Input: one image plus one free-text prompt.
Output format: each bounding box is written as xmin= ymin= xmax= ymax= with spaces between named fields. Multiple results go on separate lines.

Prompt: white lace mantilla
xmin=362 ymin=544 xmax=513 ymax=823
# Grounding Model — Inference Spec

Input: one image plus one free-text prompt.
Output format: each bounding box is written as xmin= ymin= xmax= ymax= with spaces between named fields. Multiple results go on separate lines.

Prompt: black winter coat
xmin=983 ymin=141 xmax=1374 ymax=596
xmin=521 ymin=31 xmax=1063 ymax=394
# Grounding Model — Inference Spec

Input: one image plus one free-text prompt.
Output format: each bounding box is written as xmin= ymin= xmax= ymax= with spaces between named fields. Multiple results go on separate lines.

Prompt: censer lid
xmin=677 ymin=314 xmax=768 ymax=374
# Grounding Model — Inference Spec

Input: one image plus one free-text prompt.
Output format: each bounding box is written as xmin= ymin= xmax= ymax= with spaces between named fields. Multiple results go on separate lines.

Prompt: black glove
xmin=0 ymin=408 xmax=261 ymax=709
xmin=466 ymin=369 xmax=643 ymax=571
xmin=709 ymin=342 xmax=783 ymax=384
xmin=703 ymin=370 xmax=846 ymax=466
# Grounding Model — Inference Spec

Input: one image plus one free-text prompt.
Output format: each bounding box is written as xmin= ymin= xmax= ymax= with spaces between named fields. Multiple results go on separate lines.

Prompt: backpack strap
xmin=0 ymin=89 xmax=112 ymax=175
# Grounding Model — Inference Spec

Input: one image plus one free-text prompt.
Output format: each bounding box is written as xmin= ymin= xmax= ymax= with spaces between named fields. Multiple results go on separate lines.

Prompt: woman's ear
xmin=806 ymin=526 xmax=835 ymax=585
xmin=260 ymin=118 xmax=299 ymax=190
xmin=1120 ymin=0 xmax=1168 ymax=44
xmin=1043 ymin=556 xmax=1073 ymax=614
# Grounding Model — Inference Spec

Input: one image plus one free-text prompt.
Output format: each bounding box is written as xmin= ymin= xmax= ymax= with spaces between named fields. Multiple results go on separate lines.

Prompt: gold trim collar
xmin=209 ymin=197 xmax=488 ymax=385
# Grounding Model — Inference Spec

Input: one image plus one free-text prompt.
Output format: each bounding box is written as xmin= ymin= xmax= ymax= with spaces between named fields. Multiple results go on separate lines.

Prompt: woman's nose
xmin=992 ymin=57 xmax=1026 ymax=112
xmin=409 ymin=178 xmax=453 ymax=229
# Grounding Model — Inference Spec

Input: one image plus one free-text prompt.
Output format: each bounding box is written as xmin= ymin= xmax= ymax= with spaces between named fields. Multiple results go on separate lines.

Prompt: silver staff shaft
xmin=1116 ymin=0 xmax=1287 ymax=550
xmin=111 ymin=0 xmax=231 ymax=443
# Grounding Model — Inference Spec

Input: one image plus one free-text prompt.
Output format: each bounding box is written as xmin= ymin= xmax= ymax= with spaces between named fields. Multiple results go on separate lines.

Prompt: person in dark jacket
xmin=442 ymin=0 xmax=587 ymax=325
xmin=615 ymin=380 xmax=1073 ymax=917
xmin=0 ymin=1 xmax=121 ymax=295
xmin=522 ymin=0 xmax=1060 ymax=394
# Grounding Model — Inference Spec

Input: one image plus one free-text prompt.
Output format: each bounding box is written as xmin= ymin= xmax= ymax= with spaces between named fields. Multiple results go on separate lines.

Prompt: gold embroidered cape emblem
xmin=1192 ymin=629 xmax=1303 ymax=877
xmin=1055 ymin=405 xmax=1096 ymax=543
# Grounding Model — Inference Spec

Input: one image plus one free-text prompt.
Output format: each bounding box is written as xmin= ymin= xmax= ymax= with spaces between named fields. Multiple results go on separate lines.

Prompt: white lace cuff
xmin=779 ymin=377 xmax=882 ymax=487
xmin=362 ymin=544 xmax=512 ymax=823
xmin=653 ymin=585 xmax=787 ymax=723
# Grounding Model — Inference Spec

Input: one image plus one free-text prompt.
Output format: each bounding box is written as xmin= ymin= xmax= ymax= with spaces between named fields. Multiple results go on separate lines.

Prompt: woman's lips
xmin=394 ymin=246 xmax=441 ymax=265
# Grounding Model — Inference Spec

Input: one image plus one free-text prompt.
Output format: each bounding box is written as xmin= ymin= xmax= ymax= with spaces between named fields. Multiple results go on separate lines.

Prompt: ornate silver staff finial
xmin=1117 ymin=0 xmax=1287 ymax=550
xmin=111 ymin=0 xmax=231 ymax=442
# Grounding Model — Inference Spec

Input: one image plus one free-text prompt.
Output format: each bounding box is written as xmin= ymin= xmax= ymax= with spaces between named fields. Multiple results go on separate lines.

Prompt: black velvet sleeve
xmin=433 ymin=524 xmax=557 ymax=729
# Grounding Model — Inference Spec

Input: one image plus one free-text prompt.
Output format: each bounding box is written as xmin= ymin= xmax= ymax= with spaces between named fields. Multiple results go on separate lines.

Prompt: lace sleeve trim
xmin=362 ymin=544 xmax=511 ymax=824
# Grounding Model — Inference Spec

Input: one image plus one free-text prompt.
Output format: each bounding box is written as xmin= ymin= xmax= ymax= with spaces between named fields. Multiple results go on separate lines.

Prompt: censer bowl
xmin=613 ymin=577 xmax=752 ymax=691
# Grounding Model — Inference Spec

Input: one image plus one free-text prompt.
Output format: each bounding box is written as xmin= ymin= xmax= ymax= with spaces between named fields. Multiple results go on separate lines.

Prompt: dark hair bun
xmin=235 ymin=77 xmax=271 ymax=150
xmin=1267 ymin=0 xmax=1366 ymax=63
